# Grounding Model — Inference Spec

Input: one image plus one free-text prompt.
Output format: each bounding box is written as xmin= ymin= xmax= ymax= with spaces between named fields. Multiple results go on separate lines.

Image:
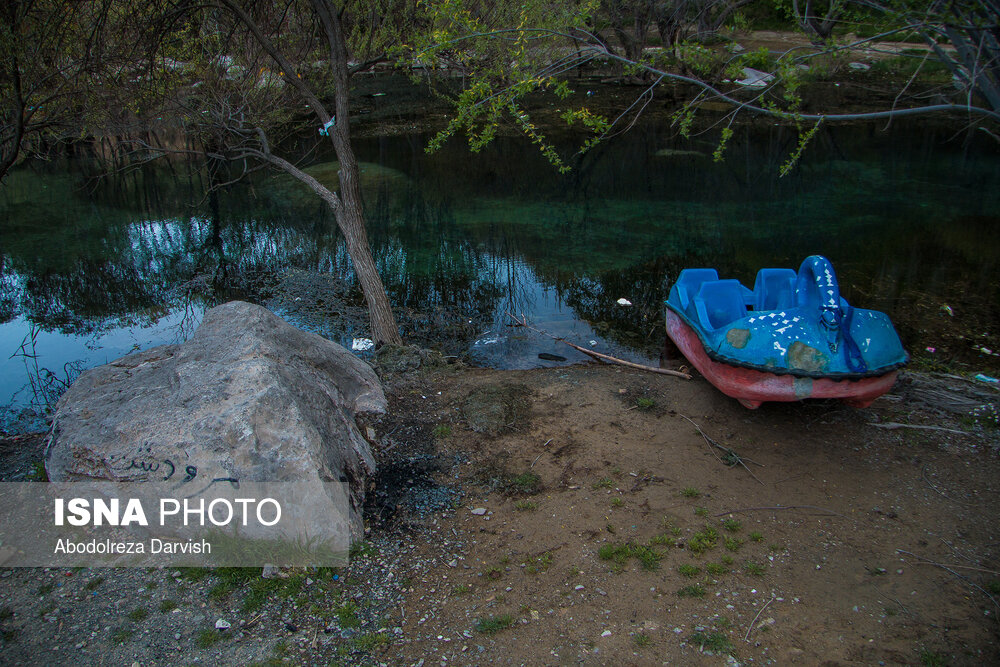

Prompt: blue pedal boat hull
xmin=665 ymin=256 xmax=908 ymax=408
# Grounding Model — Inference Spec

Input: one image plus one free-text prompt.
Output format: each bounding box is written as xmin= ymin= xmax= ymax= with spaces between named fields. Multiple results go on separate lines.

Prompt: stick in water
xmin=508 ymin=312 xmax=691 ymax=379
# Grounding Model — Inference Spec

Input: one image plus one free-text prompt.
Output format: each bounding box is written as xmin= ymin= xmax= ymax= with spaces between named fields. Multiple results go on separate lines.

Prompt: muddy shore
xmin=1 ymin=352 xmax=999 ymax=666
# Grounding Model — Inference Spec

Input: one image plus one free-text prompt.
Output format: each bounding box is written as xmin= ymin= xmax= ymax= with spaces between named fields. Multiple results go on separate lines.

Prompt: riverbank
xmin=2 ymin=355 xmax=998 ymax=665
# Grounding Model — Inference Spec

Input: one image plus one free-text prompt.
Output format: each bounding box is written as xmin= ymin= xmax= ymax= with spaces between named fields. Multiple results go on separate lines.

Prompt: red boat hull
xmin=665 ymin=310 xmax=898 ymax=409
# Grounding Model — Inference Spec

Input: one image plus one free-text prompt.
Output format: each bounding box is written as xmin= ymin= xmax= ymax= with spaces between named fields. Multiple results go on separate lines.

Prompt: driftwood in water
xmin=507 ymin=313 xmax=691 ymax=380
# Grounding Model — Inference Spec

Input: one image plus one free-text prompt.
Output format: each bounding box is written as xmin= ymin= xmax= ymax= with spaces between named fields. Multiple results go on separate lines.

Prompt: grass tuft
xmin=127 ymin=608 xmax=149 ymax=622
xmin=195 ymin=628 xmax=224 ymax=648
xmin=475 ymin=614 xmax=515 ymax=634
xmin=598 ymin=541 xmax=662 ymax=571
xmin=677 ymin=564 xmax=701 ymax=578
xmin=509 ymin=471 xmax=542 ymax=495
xmin=514 ymin=499 xmax=538 ymax=512
xmin=706 ymin=562 xmax=729 ymax=576
xmin=689 ymin=630 xmax=733 ymax=654
xmin=677 ymin=583 xmax=706 ymax=598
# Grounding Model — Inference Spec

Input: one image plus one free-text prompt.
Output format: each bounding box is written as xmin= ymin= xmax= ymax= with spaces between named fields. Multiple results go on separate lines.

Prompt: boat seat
xmin=753 ymin=268 xmax=797 ymax=311
xmin=673 ymin=268 xmax=719 ymax=312
xmin=694 ymin=280 xmax=747 ymax=331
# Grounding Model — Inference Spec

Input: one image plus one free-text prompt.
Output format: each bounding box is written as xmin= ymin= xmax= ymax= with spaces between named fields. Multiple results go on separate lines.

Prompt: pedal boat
xmin=665 ymin=256 xmax=908 ymax=408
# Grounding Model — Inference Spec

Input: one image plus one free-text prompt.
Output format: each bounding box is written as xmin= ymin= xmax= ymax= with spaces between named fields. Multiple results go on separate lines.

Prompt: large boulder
xmin=45 ymin=301 xmax=385 ymax=539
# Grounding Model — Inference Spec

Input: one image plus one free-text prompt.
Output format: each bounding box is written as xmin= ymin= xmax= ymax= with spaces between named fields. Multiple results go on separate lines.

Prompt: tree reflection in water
xmin=1 ymin=120 xmax=998 ymax=415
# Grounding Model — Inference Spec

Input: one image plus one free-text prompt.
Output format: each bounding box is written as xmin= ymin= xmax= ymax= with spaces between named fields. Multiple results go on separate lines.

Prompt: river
xmin=1 ymin=119 xmax=998 ymax=428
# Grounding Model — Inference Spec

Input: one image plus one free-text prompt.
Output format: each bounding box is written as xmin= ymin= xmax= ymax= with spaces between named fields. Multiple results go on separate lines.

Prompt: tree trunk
xmin=335 ymin=164 xmax=401 ymax=345
xmin=310 ymin=0 xmax=401 ymax=344
xmin=792 ymin=0 xmax=841 ymax=44
xmin=221 ymin=0 xmax=402 ymax=345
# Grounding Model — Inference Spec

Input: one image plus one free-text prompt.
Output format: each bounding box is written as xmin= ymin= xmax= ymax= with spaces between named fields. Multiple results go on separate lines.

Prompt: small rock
xmin=848 ymin=62 xmax=871 ymax=71
xmin=262 ymin=564 xmax=280 ymax=579
xmin=575 ymin=585 xmax=585 ymax=591
xmin=600 ymin=630 xmax=612 ymax=637
xmin=215 ymin=619 xmax=231 ymax=630
xmin=470 ymin=508 xmax=487 ymax=516
xmin=447 ymin=559 xmax=457 ymax=568
xmin=174 ymin=633 xmax=181 ymax=640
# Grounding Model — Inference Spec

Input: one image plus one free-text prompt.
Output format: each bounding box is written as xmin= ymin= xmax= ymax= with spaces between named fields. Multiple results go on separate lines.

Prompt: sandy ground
xmin=375 ymin=361 xmax=1000 ymax=666
xmin=1 ymin=356 xmax=999 ymax=666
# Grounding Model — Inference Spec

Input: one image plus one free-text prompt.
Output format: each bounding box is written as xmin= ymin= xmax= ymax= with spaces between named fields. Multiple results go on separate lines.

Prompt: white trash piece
xmin=617 ymin=298 xmax=632 ymax=306
xmin=735 ymin=67 xmax=774 ymax=88
xmin=351 ymin=338 xmax=375 ymax=351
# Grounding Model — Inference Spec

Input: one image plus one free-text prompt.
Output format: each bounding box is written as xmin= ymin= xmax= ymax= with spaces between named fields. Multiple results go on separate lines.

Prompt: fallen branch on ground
xmin=745 ymin=596 xmax=775 ymax=643
xmin=897 ymin=549 xmax=1000 ymax=613
xmin=869 ymin=422 xmax=971 ymax=436
xmin=507 ymin=312 xmax=690 ymax=379
xmin=678 ymin=413 xmax=764 ymax=485
xmin=921 ymin=465 xmax=971 ymax=505
xmin=715 ymin=505 xmax=847 ymax=519
xmin=913 ymin=561 xmax=1000 ymax=575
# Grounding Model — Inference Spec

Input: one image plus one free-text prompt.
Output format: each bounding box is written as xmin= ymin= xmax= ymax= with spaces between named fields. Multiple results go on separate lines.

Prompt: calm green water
xmin=2 ymin=120 xmax=998 ymax=425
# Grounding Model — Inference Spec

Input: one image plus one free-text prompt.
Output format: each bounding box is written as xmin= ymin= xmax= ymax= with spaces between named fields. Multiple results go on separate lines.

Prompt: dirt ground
xmin=4 ymin=352 xmax=997 ymax=666
xmin=371 ymin=360 xmax=1000 ymax=667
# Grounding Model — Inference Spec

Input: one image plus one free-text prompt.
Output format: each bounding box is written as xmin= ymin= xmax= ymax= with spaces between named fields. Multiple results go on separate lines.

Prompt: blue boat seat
xmin=753 ymin=268 xmax=797 ymax=311
xmin=694 ymin=280 xmax=747 ymax=331
xmin=673 ymin=269 xmax=719 ymax=311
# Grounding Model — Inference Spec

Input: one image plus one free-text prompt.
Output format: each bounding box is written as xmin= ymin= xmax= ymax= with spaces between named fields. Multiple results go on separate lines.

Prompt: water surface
xmin=2 ymin=120 xmax=998 ymax=426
